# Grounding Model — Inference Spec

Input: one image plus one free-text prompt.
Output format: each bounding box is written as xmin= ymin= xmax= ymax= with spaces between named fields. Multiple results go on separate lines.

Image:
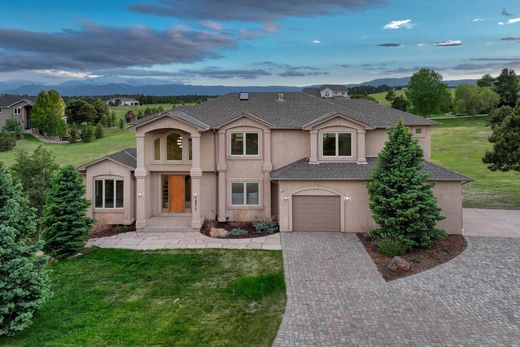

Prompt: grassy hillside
xmin=369 ymin=88 xmax=456 ymax=107
xmin=110 ymin=103 xmax=175 ymax=120
xmin=431 ymin=116 xmax=520 ymax=210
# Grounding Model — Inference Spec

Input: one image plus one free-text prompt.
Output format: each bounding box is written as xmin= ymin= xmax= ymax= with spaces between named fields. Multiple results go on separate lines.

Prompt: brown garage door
xmin=292 ymin=195 xmax=341 ymax=232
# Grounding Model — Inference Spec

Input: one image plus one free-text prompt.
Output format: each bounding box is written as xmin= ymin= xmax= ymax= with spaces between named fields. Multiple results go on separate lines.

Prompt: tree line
xmin=63 ymin=94 xmax=209 ymax=105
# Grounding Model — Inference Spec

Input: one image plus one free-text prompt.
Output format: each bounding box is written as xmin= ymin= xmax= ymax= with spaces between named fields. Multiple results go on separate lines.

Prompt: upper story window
xmin=167 ymin=133 xmax=183 ymax=160
xmin=13 ymin=108 xmax=22 ymax=115
xmin=230 ymin=182 xmax=260 ymax=206
xmin=95 ymin=179 xmax=124 ymax=209
xmin=230 ymin=132 xmax=259 ymax=156
xmin=322 ymin=132 xmax=352 ymax=157
xmin=415 ymin=128 xmax=422 ymax=135
xmin=154 ymin=138 xmax=161 ymax=160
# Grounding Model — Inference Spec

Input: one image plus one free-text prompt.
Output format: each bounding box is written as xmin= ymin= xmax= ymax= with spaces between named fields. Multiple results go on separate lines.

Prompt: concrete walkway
xmin=274 ymin=232 xmax=520 ymax=346
xmin=86 ymin=231 xmax=281 ymax=250
xmin=464 ymin=208 xmax=520 ymax=237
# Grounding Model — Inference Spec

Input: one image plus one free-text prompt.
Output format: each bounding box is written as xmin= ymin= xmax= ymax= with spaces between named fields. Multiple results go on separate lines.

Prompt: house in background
xmin=79 ymin=92 xmax=470 ymax=234
xmin=0 ymin=95 xmax=36 ymax=130
xmin=303 ymin=85 xmax=349 ymax=99
xmin=106 ymin=97 xmax=140 ymax=106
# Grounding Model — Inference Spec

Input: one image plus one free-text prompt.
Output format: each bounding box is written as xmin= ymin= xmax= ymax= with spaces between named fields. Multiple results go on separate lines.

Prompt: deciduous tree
xmin=406 ymin=68 xmax=451 ymax=116
xmin=31 ymin=90 xmax=67 ymax=137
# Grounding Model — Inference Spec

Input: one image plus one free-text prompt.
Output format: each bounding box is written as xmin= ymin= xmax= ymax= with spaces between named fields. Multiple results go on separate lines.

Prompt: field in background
xmin=109 ymin=103 xmax=175 ymax=120
xmin=369 ymin=88 xmax=456 ymax=107
xmin=431 ymin=116 xmax=520 ymax=210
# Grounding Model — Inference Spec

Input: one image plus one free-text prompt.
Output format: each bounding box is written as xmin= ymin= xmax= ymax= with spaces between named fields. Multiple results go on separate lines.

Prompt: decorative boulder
xmin=209 ymin=228 xmax=228 ymax=238
xmin=388 ymin=256 xmax=411 ymax=272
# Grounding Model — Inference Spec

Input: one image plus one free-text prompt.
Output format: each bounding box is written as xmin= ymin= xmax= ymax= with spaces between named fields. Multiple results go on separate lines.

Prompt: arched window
xmin=154 ymin=138 xmax=161 ymax=160
xmin=167 ymin=133 xmax=183 ymax=160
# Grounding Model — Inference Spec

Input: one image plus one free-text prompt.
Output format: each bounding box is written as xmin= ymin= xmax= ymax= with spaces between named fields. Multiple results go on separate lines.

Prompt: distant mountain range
xmin=346 ymin=77 xmax=478 ymax=88
xmin=0 ymin=76 xmax=478 ymax=96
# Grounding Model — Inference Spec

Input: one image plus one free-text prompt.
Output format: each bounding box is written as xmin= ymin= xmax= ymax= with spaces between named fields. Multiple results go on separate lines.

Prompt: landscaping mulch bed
xmin=357 ymin=233 xmax=467 ymax=281
xmin=88 ymin=224 xmax=135 ymax=239
xmin=200 ymin=220 xmax=278 ymax=239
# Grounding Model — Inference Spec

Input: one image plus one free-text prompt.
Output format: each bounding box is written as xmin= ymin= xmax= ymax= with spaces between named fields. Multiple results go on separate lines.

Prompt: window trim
xmin=13 ymin=107 xmax=22 ymax=115
xmin=320 ymin=131 xmax=353 ymax=158
xmin=229 ymin=181 xmax=261 ymax=207
xmin=94 ymin=178 xmax=124 ymax=209
xmin=229 ymin=131 xmax=261 ymax=157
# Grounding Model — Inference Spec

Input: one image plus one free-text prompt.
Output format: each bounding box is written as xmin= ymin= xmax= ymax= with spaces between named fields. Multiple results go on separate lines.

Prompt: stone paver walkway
xmin=274 ymin=232 xmax=520 ymax=346
xmin=464 ymin=208 xmax=520 ymax=237
xmin=86 ymin=231 xmax=281 ymax=250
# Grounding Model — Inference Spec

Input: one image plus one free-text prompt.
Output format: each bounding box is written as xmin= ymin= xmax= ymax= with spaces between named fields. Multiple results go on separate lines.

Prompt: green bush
xmin=119 ymin=118 xmax=124 ymax=129
xmin=68 ymin=123 xmax=79 ymax=143
xmin=0 ymin=131 xmax=16 ymax=152
xmin=229 ymin=228 xmax=248 ymax=236
xmin=80 ymin=124 xmax=94 ymax=143
xmin=252 ymin=222 xmax=279 ymax=234
xmin=113 ymin=225 xmax=133 ymax=233
xmin=377 ymin=237 xmax=407 ymax=257
xmin=2 ymin=119 xmax=23 ymax=140
xmin=95 ymin=123 xmax=104 ymax=139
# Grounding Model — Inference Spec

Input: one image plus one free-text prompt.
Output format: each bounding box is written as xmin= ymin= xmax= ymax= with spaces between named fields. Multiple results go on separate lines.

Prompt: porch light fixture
xmin=193 ymin=192 xmax=198 ymax=197
xmin=344 ymin=196 xmax=351 ymax=201
xmin=138 ymin=192 xmax=143 ymax=197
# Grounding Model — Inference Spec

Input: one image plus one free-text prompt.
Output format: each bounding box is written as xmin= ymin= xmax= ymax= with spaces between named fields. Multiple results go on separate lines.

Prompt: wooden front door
xmin=168 ymin=175 xmax=185 ymax=213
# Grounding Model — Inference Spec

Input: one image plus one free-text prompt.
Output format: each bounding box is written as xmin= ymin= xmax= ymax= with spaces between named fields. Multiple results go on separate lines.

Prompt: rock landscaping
xmin=357 ymin=233 xmax=467 ymax=281
xmin=201 ymin=220 xmax=279 ymax=239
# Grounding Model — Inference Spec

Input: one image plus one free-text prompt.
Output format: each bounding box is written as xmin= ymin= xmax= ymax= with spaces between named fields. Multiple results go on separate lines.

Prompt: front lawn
xmin=0 ymin=248 xmax=286 ymax=346
xmin=431 ymin=116 xmax=520 ymax=209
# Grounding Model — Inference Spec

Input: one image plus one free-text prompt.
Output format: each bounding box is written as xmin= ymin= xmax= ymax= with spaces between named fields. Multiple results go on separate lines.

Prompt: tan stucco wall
xmin=0 ymin=104 xmax=29 ymax=129
xmin=365 ymin=126 xmax=431 ymax=160
xmin=84 ymin=160 xmax=135 ymax=225
xmin=271 ymin=130 xmax=308 ymax=168
xmin=277 ymin=180 xmax=463 ymax=234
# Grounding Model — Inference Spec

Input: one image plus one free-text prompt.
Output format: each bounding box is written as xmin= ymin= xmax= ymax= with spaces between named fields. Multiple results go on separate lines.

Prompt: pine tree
xmin=95 ymin=123 xmax=104 ymax=139
xmin=40 ymin=166 xmax=94 ymax=259
xmin=0 ymin=163 xmax=50 ymax=336
xmin=368 ymin=121 xmax=446 ymax=250
xmin=118 ymin=118 xmax=124 ymax=130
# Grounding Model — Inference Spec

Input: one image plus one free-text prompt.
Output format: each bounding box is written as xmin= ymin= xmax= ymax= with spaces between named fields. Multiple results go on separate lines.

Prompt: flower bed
xmin=200 ymin=220 xmax=279 ymax=239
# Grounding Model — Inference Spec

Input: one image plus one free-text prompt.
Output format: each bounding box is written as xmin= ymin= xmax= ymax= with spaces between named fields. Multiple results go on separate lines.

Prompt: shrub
xmin=0 ymin=131 xmax=16 ymax=152
xmin=229 ymin=228 xmax=248 ymax=236
xmin=80 ymin=124 xmax=94 ymax=143
xmin=113 ymin=224 xmax=133 ymax=233
xmin=40 ymin=166 xmax=94 ymax=259
xmin=95 ymin=123 xmax=104 ymax=139
xmin=2 ymin=119 xmax=23 ymax=140
xmin=0 ymin=163 xmax=50 ymax=336
xmin=68 ymin=123 xmax=79 ymax=143
xmin=119 ymin=118 xmax=124 ymax=129
xmin=252 ymin=221 xmax=279 ymax=234
xmin=377 ymin=237 xmax=407 ymax=257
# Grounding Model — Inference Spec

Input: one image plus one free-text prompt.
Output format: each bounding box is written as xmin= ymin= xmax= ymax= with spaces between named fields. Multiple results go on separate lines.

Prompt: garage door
xmin=292 ymin=195 xmax=341 ymax=232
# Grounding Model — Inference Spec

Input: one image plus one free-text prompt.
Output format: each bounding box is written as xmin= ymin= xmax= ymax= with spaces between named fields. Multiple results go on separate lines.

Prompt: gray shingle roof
xmin=78 ymin=148 xmax=136 ymax=171
xmin=320 ymin=85 xmax=347 ymax=92
xmin=132 ymin=92 xmax=435 ymax=129
xmin=0 ymin=95 xmax=36 ymax=107
xmin=270 ymin=157 xmax=472 ymax=182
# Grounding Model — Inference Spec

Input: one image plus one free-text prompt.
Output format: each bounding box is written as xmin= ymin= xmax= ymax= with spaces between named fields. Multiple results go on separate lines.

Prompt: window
xmin=415 ymin=128 xmax=422 ymax=135
xmin=167 ymin=133 xmax=183 ymax=160
xmin=230 ymin=182 xmax=259 ymax=206
xmin=154 ymin=138 xmax=161 ymax=160
xmin=230 ymin=132 xmax=259 ymax=156
xmin=13 ymin=108 xmax=21 ymax=115
xmin=322 ymin=132 xmax=352 ymax=157
xmin=94 ymin=179 xmax=124 ymax=208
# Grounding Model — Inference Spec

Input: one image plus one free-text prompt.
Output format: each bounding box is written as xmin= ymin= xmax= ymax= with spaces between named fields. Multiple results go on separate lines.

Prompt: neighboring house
xmin=106 ymin=97 xmax=140 ymax=106
xmin=0 ymin=95 xmax=36 ymax=129
xmin=303 ymin=85 xmax=349 ymax=99
xmin=79 ymin=92 xmax=471 ymax=234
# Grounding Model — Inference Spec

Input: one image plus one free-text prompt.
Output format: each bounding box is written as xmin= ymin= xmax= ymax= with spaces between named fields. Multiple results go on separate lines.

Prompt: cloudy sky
xmin=1 ymin=0 xmax=519 ymax=86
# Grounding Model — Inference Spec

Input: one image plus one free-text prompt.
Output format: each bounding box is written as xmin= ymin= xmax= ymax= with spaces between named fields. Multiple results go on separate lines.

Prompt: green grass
xmin=369 ymin=90 xmax=406 ymax=106
xmin=0 ymin=128 xmax=135 ymax=167
xmin=432 ymin=116 xmax=520 ymax=209
xmin=110 ymin=103 xmax=175 ymax=121
xmin=1 ymin=248 xmax=286 ymax=347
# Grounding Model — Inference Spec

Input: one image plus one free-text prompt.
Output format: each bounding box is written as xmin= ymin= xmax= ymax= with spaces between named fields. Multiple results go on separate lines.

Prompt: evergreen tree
xmin=92 ymin=98 xmax=109 ymax=123
xmin=95 ymin=123 xmax=104 ymax=139
xmin=368 ymin=121 xmax=446 ymax=250
xmin=391 ymin=95 xmax=409 ymax=111
xmin=118 ymin=118 xmax=124 ymax=130
xmin=110 ymin=111 xmax=117 ymax=127
xmin=477 ymin=73 xmax=495 ymax=88
xmin=0 ymin=163 xmax=50 ymax=336
xmin=494 ymin=68 xmax=519 ymax=106
xmin=31 ymin=90 xmax=67 ymax=137
xmin=483 ymin=106 xmax=520 ymax=172
xmin=80 ymin=124 xmax=95 ymax=143
xmin=385 ymin=90 xmax=396 ymax=102
xmin=11 ymin=145 xmax=59 ymax=218
xmin=40 ymin=166 xmax=94 ymax=259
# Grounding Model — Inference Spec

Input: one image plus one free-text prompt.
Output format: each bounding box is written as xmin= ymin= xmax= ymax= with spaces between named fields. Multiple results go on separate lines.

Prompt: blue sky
xmin=0 ymin=0 xmax=519 ymax=85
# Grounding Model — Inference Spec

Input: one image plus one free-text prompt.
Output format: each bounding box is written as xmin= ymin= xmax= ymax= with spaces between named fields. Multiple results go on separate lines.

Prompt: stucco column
xmin=357 ymin=129 xmax=367 ymax=164
xmin=217 ymin=130 xmax=227 ymax=222
xmin=190 ymin=133 xmax=203 ymax=228
xmin=309 ymin=130 xmax=318 ymax=164
xmin=135 ymin=134 xmax=148 ymax=230
xmin=262 ymin=130 xmax=272 ymax=221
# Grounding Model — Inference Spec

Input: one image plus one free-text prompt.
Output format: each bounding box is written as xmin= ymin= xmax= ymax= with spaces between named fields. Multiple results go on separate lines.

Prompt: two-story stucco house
xmin=0 ymin=95 xmax=36 ymax=129
xmin=79 ymin=92 xmax=470 ymax=234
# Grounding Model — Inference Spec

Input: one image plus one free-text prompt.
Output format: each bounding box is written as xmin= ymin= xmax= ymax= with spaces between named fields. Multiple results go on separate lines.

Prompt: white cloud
xmin=35 ymin=69 xmax=100 ymax=79
xmin=499 ymin=17 xmax=520 ymax=25
xmin=472 ymin=18 xmax=492 ymax=22
xmin=434 ymin=39 xmax=463 ymax=47
xmin=417 ymin=43 xmax=426 ymax=47
xmin=200 ymin=20 xmax=224 ymax=32
xmin=383 ymin=19 xmax=413 ymax=30
xmin=312 ymin=40 xmax=321 ymax=44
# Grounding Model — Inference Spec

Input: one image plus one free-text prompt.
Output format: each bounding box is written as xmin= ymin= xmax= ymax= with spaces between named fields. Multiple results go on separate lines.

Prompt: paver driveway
xmin=274 ymin=232 xmax=520 ymax=346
